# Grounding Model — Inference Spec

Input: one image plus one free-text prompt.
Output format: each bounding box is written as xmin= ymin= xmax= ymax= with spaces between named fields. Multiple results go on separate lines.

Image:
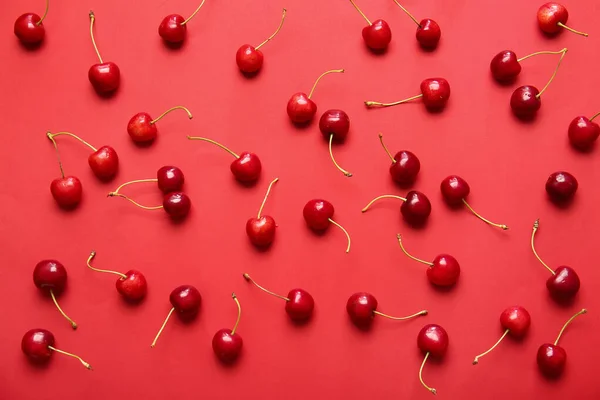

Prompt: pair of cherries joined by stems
xmin=127 ymin=106 xmax=193 ymax=144
xmin=365 ymin=78 xmax=451 ymax=112
xmin=159 ymin=0 xmax=207 ymax=44
xmin=14 ymin=0 xmax=49 ymax=45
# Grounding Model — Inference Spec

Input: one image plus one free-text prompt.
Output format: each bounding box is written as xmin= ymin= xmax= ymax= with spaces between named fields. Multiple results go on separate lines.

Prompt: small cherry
xmin=303 ymin=199 xmax=352 ymax=253
xmin=159 ymin=0 xmax=207 ymax=44
xmin=46 ymin=131 xmax=119 ymax=181
xmin=33 ymin=260 xmax=78 ymax=329
xmin=365 ymin=78 xmax=450 ymax=111
xmin=537 ymin=308 xmax=587 ymax=378
xmin=187 ymin=136 xmax=261 ymax=183
xmin=348 ymin=0 xmax=392 ymax=51
xmin=151 ymin=285 xmax=202 ymax=347
xmin=537 ymin=3 xmax=588 ymax=36
xmin=490 ymin=48 xmax=568 ymax=83
xmin=86 ymin=251 xmax=147 ymax=301
xmin=378 ymin=133 xmax=420 ymax=185
xmin=212 ymin=293 xmax=243 ymax=363
xmin=127 ymin=106 xmax=193 ymax=143
xmin=531 ymin=219 xmax=581 ymax=301
xmin=392 ymin=0 xmax=441 ymax=49
xmin=362 ymin=191 xmax=431 ymax=226
xmin=417 ymin=324 xmax=449 ymax=395
xmin=319 ymin=109 xmax=353 ymax=177
xmin=440 ymin=175 xmax=508 ymax=230
xmin=243 ymin=273 xmax=315 ymax=321
xmin=287 ymin=68 xmax=345 ymax=124
xmin=246 ymin=178 xmax=279 ymax=247
xmin=88 ymin=11 xmax=120 ymax=94
xmin=22 ymin=329 xmax=91 ymax=369
xmin=397 ymin=235 xmax=460 ymax=287
xmin=236 ymin=9 xmax=287 ymax=74
xmin=472 ymin=306 xmax=531 ymax=365
xmin=545 ymin=171 xmax=578 ymax=202
xmin=568 ymin=112 xmax=600 ymax=150
xmin=346 ymin=292 xmax=427 ymax=328
xmin=46 ymin=134 xmax=82 ymax=209
xmin=14 ymin=0 xmax=49 ymax=45
xmin=157 ymin=166 xmax=185 ymax=193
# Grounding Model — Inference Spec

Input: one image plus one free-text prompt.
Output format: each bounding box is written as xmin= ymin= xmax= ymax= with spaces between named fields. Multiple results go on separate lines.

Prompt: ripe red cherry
xmin=365 ymin=78 xmax=450 ymax=111
xmin=417 ymin=324 xmax=449 ymax=395
xmin=537 ymin=3 xmax=588 ymax=36
xmin=163 ymin=192 xmax=191 ymax=219
xmin=545 ymin=171 xmax=578 ymax=202
xmin=568 ymin=114 xmax=600 ymax=150
xmin=244 ymin=274 xmax=315 ymax=322
xmin=157 ymin=166 xmax=185 ymax=193
xmin=346 ymin=292 xmax=427 ymax=328
xmin=88 ymin=12 xmax=120 ymax=94
xmin=151 ymin=285 xmax=202 ymax=347
xmin=159 ymin=15 xmax=186 ymax=43
xmin=246 ymin=178 xmax=279 ymax=247
xmin=348 ymin=0 xmax=391 ymax=51
xmin=86 ymin=251 xmax=147 ymax=301
xmin=50 ymin=176 xmax=83 ymax=209
xmin=319 ymin=109 xmax=353 ymax=177
xmin=362 ymin=191 xmax=432 ymax=226
xmin=490 ymin=51 xmax=521 ymax=82
xmin=397 ymin=235 xmax=460 ymax=287
xmin=212 ymin=293 xmax=243 ymax=363
xmin=236 ymin=9 xmax=287 ymax=74
xmin=22 ymin=329 xmax=92 ymax=369
xmin=377 ymin=133 xmax=420 ymax=185
xmin=127 ymin=106 xmax=193 ymax=143
xmin=416 ymin=19 xmax=441 ymax=48
xmin=14 ymin=5 xmax=47 ymax=45
xmin=33 ymin=260 xmax=78 ymax=329
xmin=287 ymin=69 xmax=344 ymax=124
xmin=303 ymin=199 xmax=351 ymax=253
xmin=511 ymin=86 xmax=541 ymax=118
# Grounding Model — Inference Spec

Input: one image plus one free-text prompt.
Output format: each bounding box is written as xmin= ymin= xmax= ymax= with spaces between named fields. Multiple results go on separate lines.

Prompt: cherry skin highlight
xmin=362 ymin=19 xmax=392 ymax=51
xmin=163 ymin=192 xmax=191 ymax=219
xmin=545 ymin=171 xmax=578 ymax=201
xmin=157 ymin=166 xmax=185 ymax=193
xmin=490 ymin=51 xmax=521 ymax=82
xmin=159 ymin=14 xmax=186 ymax=43
xmin=401 ymin=191 xmax=431 ymax=225
xmin=116 ymin=270 xmax=147 ymax=301
xmin=14 ymin=13 xmax=45 ymax=44
xmin=303 ymin=199 xmax=334 ymax=230
xmin=568 ymin=116 xmax=600 ymax=150
xmin=21 ymin=329 xmax=54 ymax=363
xmin=50 ymin=176 xmax=82 ymax=209
xmin=416 ymin=19 xmax=441 ymax=49
xmin=346 ymin=292 xmax=378 ymax=327
xmin=511 ymin=86 xmax=541 ymax=118
xmin=537 ymin=344 xmax=566 ymax=377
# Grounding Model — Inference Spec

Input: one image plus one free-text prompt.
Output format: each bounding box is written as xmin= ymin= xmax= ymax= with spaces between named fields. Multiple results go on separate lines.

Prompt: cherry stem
xmin=419 ymin=352 xmax=437 ymax=395
xmin=373 ymin=309 xmax=428 ymax=320
xmin=37 ymin=0 xmax=49 ymax=25
xmin=150 ymin=106 xmax=193 ymax=125
xmin=230 ymin=293 xmax=242 ymax=335
xmin=187 ymin=136 xmax=240 ymax=159
xmin=49 ymin=290 xmax=77 ymax=329
xmin=361 ymin=195 xmax=407 ymax=212
xmin=243 ymin=273 xmax=290 ymax=301
xmin=589 ymin=111 xmax=600 ymax=121
xmin=48 ymin=346 xmax=92 ymax=370
xmin=107 ymin=179 xmax=163 ymax=210
xmin=151 ymin=307 xmax=175 ymax=348
xmin=89 ymin=11 xmax=103 ymax=64
xmin=47 ymin=131 xmax=97 ymax=152
xmin=517 ymin=49 xmax=567 ymax=63
xmin=328 ymin=218 xmax=351 ymax=253
xmin=462 ymin=199 xmax=508 ymax=230
xmin=308 ymin=69 xmax=345 ymax=99
xmin=392 ymin=0 xmax=421 ymax=27
xmin=86 ymin=251 xmax=127 ymax=279
xmin=329 ymin=134 xmax=353 ymax=177
xmin=348 ymin=0 xmax=371 ymax=25
xmin=472 ymin=329 xmax=509 ymax=365
xmin=46 ymin=133 xmax=65 ymax=178
xmin=531 ymin=219 xmax=556 ymax=276
xmin=181 ymin=0 xmax=207 ymax=25
xmin=557 ymin=22 xmax=588 ymax=37
xmin=257 ymin=178 xmax=279 ymax=219
xmin=378 ymin=133 xmax=396 ymax=163
xmin=365 ymin=94 xmax=424 ymax=108
xmin=536 ymin=48 xmax=568 ymax=99
xmin=554 ymin=308 xmax=587 ymax=346
xmin=397 ymin=234 xmax=434 ymax=266
xmin=254 ymin=8 xmax=287 ymax=50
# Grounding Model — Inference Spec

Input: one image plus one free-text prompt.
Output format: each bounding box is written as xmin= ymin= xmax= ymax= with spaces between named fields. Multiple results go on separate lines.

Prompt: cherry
xmin=86 ymin=251 xmax=147 ymax=301
xmin=568 ymin=112 xmax=600 ymax=150
xmin=236 ymin=9 xmax=287 ymax=74
xmin=246 ymin=178 xmax=279 ymax=247
xmin=287 ymin=69 xmax=345 ymax=124
xmin=127 ymin=106 xmax=193 ymax=143
xmin=537 ymin=3 xmax=588 ymax=36
xmin=346 ymin=292 xmax=427 ymax=328
xmin=157 ymin=166 xmax=185 ymax=193
xmin=490 ymin=48 xmax=567 ymax=83
xmin=46 ymin=134 xmax=82 ymax=209
xmin=440 ymin=175 xmax=508 ymax=230
xmin=417 ymin=324 xmax=449 ymax=395
xmin=319 ymin=109 xmax=353 ymax=177
xmin=151 ymin=285 xmax=202 ymax=347
xmin=33 ymin=260 xmax=78 ymax=329
xmin=397 ymin=235 xmax=460 ymax=287
xmin=88 ymin=12 xmax=120 ymax=94
xmin=244 ymin=273 xmax=315 ymax=322
xmin=159 ymin=0 xmax=206 ymax=44
xmin=472 ymin=306 xmax=531 ymax=365
xmin=537 ymin=308 xmax=587 ymax=378
xmin=365 ymin=78 xmax=450 ymax=111
xmin=362 ymin=191 xmax=432 ymax=226
xmin=303 ymin=199 xmax=352 ymax=253
xmin=378 ymin=133 xmax=420 ymax=185
xmin=392 ymin=0 xmax=441 ymax=49
xmin=531 ymin=219 xmax=581 ymax=301
xmin=545 ymin=171 xmax=578 ymax=202
xmin=212 ymin=293 xmax=243 ymax=363
xmin=14 ymin=0 xmax=48 ymax=45
xmin=22 ymin=329 xmax=91 ymax=369
xmin=348 ymin=0 xmax=391 ymax=51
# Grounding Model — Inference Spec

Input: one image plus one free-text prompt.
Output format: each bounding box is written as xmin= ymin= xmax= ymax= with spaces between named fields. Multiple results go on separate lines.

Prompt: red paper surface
xmin=1 ymin=0 xmax=599 ymax=399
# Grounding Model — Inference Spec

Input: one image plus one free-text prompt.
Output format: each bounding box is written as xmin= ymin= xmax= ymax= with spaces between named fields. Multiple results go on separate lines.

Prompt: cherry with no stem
xmin=46 ymin=134 xmax=82 ymax=209
xmin=159 ymin=0 xmax=207 ymax=44
xmin=348 ymin=0 xmax=392 ymax=51
xmin=86 ymin=251 xmax=147 ymax=301
xmin=537 ymin=3 xmax=588 ymax=37
xmin=14 ymin=0 xmax=49 ymax=45
xmin=417 ymin=324 xmax=449 ymax=395
xmin=365 ymin=78 xmax=450 ymax=111
xmin=212 ymin=293 xmax=243 ymax=363
xmin=346 ymin=292 xmax=427 ymax=329
xmin=128 ymin=106 xmax=193 ymax=144
xmin=287 ymin=69 xmax=345 ymax=124
xmin=392 ymin=0 xmax=441 ymax=49
xmin=236 ymin=9 xmax=287 ymax=74
xmin=33 ymin=260 xmax=78 ymax=329
xmin=303 ymin=199 xmax=352 ymax=253
xmin=151 ymin=285 xmax=202 ymax=347
xmin=568 ymin=111 xmax=600 ymax=150
xmin=545 ymin=171 xmax=578 ymax=203
xmin=22 ymin=329 xmax=92 ymax=370
xmin=361 ymin=191 xmax=432 ymax=226
xmin=246 ymin=178 xmax=279 ymax=247
xmin=377 ymin=133 xmax=420 ymax=186
xmin=319 ymin=109 xmax=353 ymax=178
xmin=88 ymin=11 xmax=120 ymax=95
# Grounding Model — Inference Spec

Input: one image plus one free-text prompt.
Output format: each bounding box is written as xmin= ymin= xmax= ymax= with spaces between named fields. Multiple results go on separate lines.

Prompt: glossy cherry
xmin=33 ymin=260 xmax=78 ymax=329
xmin=568 ymin=113 xmax=600 ymax=150
xmin=163 ymin=192 xmax=191 ymax=218
xmin=348 ymin=0 xmax=391 ymax=51
xmin=545 ymin=171 xmax=578 ymax=202
xmin=319 ymin=109 xmax=353 ymax=177
xmin=346 ymin=292 xmax=427 ymax=328
xmin=151 ymin=285 xmax=202 ymax=347
xmin=127 ymin=106 xmax=193 ymax=143
xmin=392 ymin=0 xmax=440 ymax=49
xmin=246 ymin=178 xmax=279 ymax=247
xmin=303 ymin=199 xmax=351 ymax=253
xmin=236 ymin=9 xmax=286 ymax=74
xmin=287 ymin=69 xmax=344 ymax=124
xmin=365 ymin=78 xmax=450 ymax=111
xmin=362 ymin=191 xmax=432 ymax=226
xmin=157 ymin=166 xmax=185 ymax=193
xmin=88 ymin=12 xmax=120 ymax=94
xmin=490 ymin=48 xmax=567 ymax=83
xmin=22 ymin=329 xmax=91 ymax=369
xmin=46 ymin=135 xmax=82 ymax=209
xmin=244 ymin=273 xmax=315 ymax=322
xmin=86 ymin=251 xmax=147 ymax=301
xmin=417 ymin=324 xmax=449 ymax=395
xmin=397 ymin=235 xmax=460 ymax=287
xmin=537 ymin=3 xmax=588 ymax=36
xmin=159 ymin=0 xmax=206 ymax=44
xmin=212 ymin=293 xmax=243 ymax=363
xmin=14 ymin=0 xmax=48 ymax=45
xmin=378 ymin=133 xmax=420 ymax=185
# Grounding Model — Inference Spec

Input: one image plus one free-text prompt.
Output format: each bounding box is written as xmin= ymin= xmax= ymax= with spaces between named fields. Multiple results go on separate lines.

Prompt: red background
xmin=1 ymin=0 xmax=599 ymax=399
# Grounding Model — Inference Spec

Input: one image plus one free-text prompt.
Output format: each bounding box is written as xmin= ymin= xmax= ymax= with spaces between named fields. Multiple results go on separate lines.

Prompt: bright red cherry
xmin=33 ymin=260 xmax=78 ymax=329
xmin=303 ymin=199 xmax=351 ymax=253
xmin=417 ymin=324 xmax=449 ymax=395
xmin=244 ymin=273 xmax=315 ymax=322
xmin=86 ymin=251 xmax=147 ymax=301
xmin=22 ymin=329 xmax=91 ymax=369
xmin=362 ymin=191 xmax=432 ymax=226
xmin=490 ymin=48 xmax=566 ymax=83
xmin=46 ymin=135 xmax=82 ymax=209
xmin=246 ymin=178 xmax=279 ymax=247
xmin=537 ymin=308 xmax=587 ymax=378
xmin=346 ymin=292 xmax=427 ymax=328
xmin=287 ymin=69 xmax=345 ymax=124
xmin=108 ymin=180 xmax=191 ymax=219
xmin=545 ymin=171 xmax=578 ymax=202
xmin=14 ymin=0 xmax=49 ymax=45
xmin=397 ymin=235 xmax=460 ymax=287
xmin=212 ymin=293 xmax=243 ymax=363
xmin=151 ymin=285 xmax=202 ymax=347
xmin=568 ymin=113 xmax=600 ymax=150
xmin=236 ymin=9 xmax=286 ymax=74
xmin=472 ymin=306 xmax=531 ymax=365
xmin=365 ymin=78 xmax=450 ymax=111
xmin=377 ymin=133 xmax=420 ymax=185
xmin=127 ymin=106 xmax=193 ymax=143
xmin=537 ymin=3 xmax=588 ymax=36
xmin=392 ymin=1 xmax=440 ymax=49
xmin=319 ymin=109 xmax=353 ymax=177
xmin=157 ymin=166 xmax=185 ymax=193
xmin=348 ymin=0 xmax=391 ymax=51
xmin=88 ymin=12 xmax=120 ymax=94
xmin=159 ymin=0 xmax=206 ymax=44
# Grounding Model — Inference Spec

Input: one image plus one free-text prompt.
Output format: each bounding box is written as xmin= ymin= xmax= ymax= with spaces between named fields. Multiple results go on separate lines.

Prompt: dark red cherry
xmin=440 ymin=175 xmax=470 ymax=206
xmin=34 ymin=260 xmax=67 ymax=295
xmin=319 ymin=109 xmax=350 ymax=141
xmin=88 ymin=146 xmax=119 ymax=180
xmin=362 ymin=19 xmax=392 ymax=51
xmin=236 ymin=45 xmax=263 ymax=74
xmin=401 ymin=191 xmax=432 ymax=225
xmin=287 ymin=93 xmax=316 ymax=124
xmin=545 ymin=171 xmax=578 ymax=202
xmin=546 ymin=266 xmax=580 ymax=300
xmin=116 ymin=270 xmax=147 ymax=301
xmin=511 ymin=85 xmax=541 ymax=118
xmin=21 ymin=329 xmax=54 ymax=363
xmin=303 ymin=199 xmax=334 ymax=230
xmin=170 ymin=285 xmax=201 ymax=317
xmin=490 ymin=50 xmax=521 ymax=82
xmin=428 ymin=255 xmax=460 ymax=287
xmin=159 ymin=14 xmax=186 ymax=43
xmin=420 ymin=78 xmax=451 ymax=110
xmin=390 ymin=151 xmax=420 ymax=184
xmin=246 ymin=216 xmax=276 ymax=247
xmin=568 ymin=116 xmax=600 ymax=150
xmin=416 ymin=19 xmax=440 ymax=49
xmin=285 ymin=289 xmax=315 ymax=321
xmin=163 ymin=192 xmax=191 ymax=219
xmin=14 ymin=13 xmax=45 ymax=44
xmin=157 ymin=166 xmax=184 ymax=193
xmin=500 ymin=306 xmax=531 ymax=337
xmin=212 ymin=329 xmax=243 ymax=363
xmin=346 ymin=292 xmax=378 ymax=327
xmin=50 ymin=176 xmax=82 ymax=209
xmin=230 ymin=152 xmax=262 ymax=183
xmin=417 ymin=324 xmax=449 ymax=357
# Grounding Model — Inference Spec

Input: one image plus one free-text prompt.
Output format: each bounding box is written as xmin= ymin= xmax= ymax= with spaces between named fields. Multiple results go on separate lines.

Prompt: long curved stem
xmin=150 ymin=106 xmax=193 ymax=125
xmin=308 ymin=69 xmax=345 ymax=99
xmin=589 ymin=111 xmax=600 ymax=121
xmin=536 ymin=48 xmax=568 ymax=99
xmin=361 ymin=195 xmax=407 ymax=212
xmin=328 ymin=218 xmax=351 ymax=253
xmin=86 ymin=251 xmax=127 ymax=279
xmin=47 ymin=131 xmax=97 ymax=152
xmin=419 ymin=352 xmax=436 ymax=395
xmin=48 ymin=346 xmax=92 ymax=370
xmin=46 ymin=133 xmax=65 ymax=178
xmin=349 ymin=0 xmax=371 ymax=25
xmin=151 ymin=308 xmax=175 ymax=347
xmin=472 ymin=329 xmax=509 ymax=365
xmin=517 ymin=49 xmax=567 ymax=62
xmin=531 ymin=219 xmax=556 ymax=275
xmin=230 ymin=293 xmax=242 ymax=335
xmin=254 ymin=9 xmax=287 ymax=50
xmin=557 ymin=22 xmax=588 ymax=37
xmin=37 ymin=0 xmax=49 ymax=25
xmin=89 ymin=11 xmax=103 ymax=64
xmin=181 ymin=0 xmax=207 ymax=25
xmin=373 ymin=309 xmax=427 ymax=320
xmin=365 ymin=94 xmax=423 ymax=108
xmin=107 ymin=179 xmax=163 ymax=210
xmin=187 ymin=136 xmax=239 ymax=159
xmin=329 ymin=134 xmax=352 ymax=177
xmin=243 ymin=273 xmax=290 ymax=301
xmin=462 ymin=199 xmax=508 ymax=230
xmin=396 ymin=234 xmax=434 ymax=266
xmin=554 ymin=309 xmax=587 ymax=346
xmin=378 ymin=133 xmax=396 ymax=163
xmin=257 ymin=178 xmax=279 ymax=218
xmin=50 ymin=290 xmax=77 ymax=329
xmin=391 ymin=0 xmax=421 ymax=27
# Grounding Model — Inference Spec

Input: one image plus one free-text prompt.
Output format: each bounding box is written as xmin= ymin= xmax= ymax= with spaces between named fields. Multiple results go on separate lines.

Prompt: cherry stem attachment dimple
xmin=462 ymin=199 xmax=508 ymax=230
xmin=151 ymin=307 xmax=175 ymax=347
xmin=365 ymin=94 xmax=423 ymax=108
xmin=150 ymin=106 xmax=193 ymax=125
xmin=531 ymin=219 xmax=556 ymax=276
xmin=243 ymin=273 xmax=290 ymax=301
xmin=419 ymin=352 xmax=437 ymax=395
xmin=361 ymin=195 xmax=407 ymax=212
xmin=37 ymin=0 xmax=49 ymax=25
xmin=255 ymin=8 xmax=287 ymax=50
xmin=89 ymin=11 xmax=103 ymax=64
xmin=257 ymin=178 xmax=279 ymax=219
xmin=181 ymin=0 xmax=207 ymax=25
xmin=517 ymin=48 xmax=567 ymax=63
xmin=396 ymin=234 xmax=434 ymax=266
xmin=589 ymin=111 xmax=600 ymax=121
xmin=557 ymin=22 xmax=588 ymax=37
xmin=86 ymin=251 xmax=127 ymax=279
xmin=349 ymin=0 xmax=371 ymax=25
xmin=472 ymin=329 xmax=509 ymax=365
xmin=373 ymin=309 xmax=428 ymax=320
xmin=46 ymin=133 xmax=65 ymax=178
xmin=536 ymin=48 xmax=567 ymax=99
xmin=328 ymin=218 xmax=351 ymax=253
xmin=107 ymin=179 xmax=163 ymax=210
xmin=48 ymin=346 xmax=92 ymax=370
xmin=50 ymin=290 xmax=77 ymax=329
xmin=187 ymin=136 xmax=240 ymax=159
xmin=554 ymin=309 xmax=587 ymax=346
xmin=392 ymin=0 xmax=421 ymax=27
xmin=378 ymin=133 xmax=396 ymax=163
xmin=231 ymin=293 xmax=242 ymax=335
xmin=308 ymin=69 xmax=345 ymax=99
xmin=329 ymin=134 xmax=353 ymax=177
xmin=47 ymin=131 xmax=97 ymax=152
